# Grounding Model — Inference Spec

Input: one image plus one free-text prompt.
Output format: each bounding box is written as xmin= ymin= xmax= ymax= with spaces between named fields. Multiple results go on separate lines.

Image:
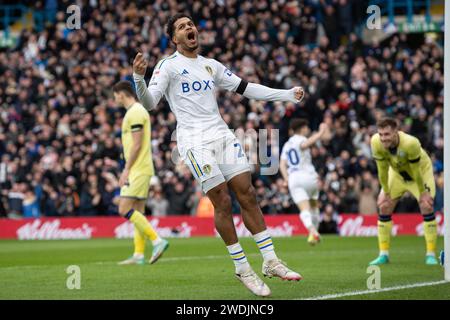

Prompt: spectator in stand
xmin=79 ymin=185 xmax=102 ymax=216
xmin=321 ymin=5 xmax=339 ymax=50
xmin=166 ymin=179 xmax=194 ymax=215
xmin=41 ymin=183 xmax=59 ymax=217
xmin=147 ymin=185 xmax=169 ymax=217
xmin=23 ymin=184 xmax=41 ymax=218
xmin=319 ymin=203 xmax=339 ymax=234
xmin=355 ymin=180 xmax=378 ymax=216
xmin=100 ymin=171 xmax=120 ymax=216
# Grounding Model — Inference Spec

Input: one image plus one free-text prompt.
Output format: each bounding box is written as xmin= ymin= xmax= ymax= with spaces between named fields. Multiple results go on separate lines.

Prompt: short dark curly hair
xmin=290 ymin=119 xmax=309 ymax=132
xmin=166 ymin=13 xmax=194 ymax=40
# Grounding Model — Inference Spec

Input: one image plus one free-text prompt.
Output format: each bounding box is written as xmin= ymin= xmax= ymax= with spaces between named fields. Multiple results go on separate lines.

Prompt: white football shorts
xmin=182 ymin=136 xmax=250 ymax=193
xmin=288 ymin=171 xmax=319 ymax=203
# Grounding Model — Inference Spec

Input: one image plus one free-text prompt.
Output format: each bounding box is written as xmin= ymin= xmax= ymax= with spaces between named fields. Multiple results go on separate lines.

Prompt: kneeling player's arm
xmin=409 ymin=160 xmax=426 ymax=194
xmin=408 ymin=140 xmax=426 ymax=194
xmin=125 ymin=127 xmax=144 ymax=171
xmin=375 ymin=159 xmax=390 ymax=194
xmin=238 ymin=81 xmax=301 ymax=103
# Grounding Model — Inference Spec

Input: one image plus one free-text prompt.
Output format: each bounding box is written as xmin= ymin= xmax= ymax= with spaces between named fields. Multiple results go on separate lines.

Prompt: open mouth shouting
xmin=186 ymin=30 xmax=197 ymax=46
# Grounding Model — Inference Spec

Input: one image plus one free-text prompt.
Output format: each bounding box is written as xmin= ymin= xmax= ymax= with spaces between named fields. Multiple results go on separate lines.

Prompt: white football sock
xmin=227 ymin=242 xmax=251 ymax=274
xmin=253 ymin=230 xmax=278 ymax=262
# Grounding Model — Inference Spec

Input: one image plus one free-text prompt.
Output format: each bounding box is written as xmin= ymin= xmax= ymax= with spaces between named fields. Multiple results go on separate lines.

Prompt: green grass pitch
xmin=0 ymin=236 xmax=448 ymax=300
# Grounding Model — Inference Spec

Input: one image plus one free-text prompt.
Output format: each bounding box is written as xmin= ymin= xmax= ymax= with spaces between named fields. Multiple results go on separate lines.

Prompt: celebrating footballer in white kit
xmin=133 ymin=13 xmax=305 ymax=297
xmin=280 ymin=119 xmax=328 ymax=245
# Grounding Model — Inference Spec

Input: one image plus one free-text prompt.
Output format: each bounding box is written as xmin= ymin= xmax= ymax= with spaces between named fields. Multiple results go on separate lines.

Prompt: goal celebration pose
xmin=133 ymin=13 xmax=304 ymax=296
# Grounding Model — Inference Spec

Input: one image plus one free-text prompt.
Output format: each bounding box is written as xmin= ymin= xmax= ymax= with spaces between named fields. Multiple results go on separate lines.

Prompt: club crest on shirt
xmin=203 ymin=164 xmax=212 ymax=175
xmin=205 ymin=65 xmax=213 ymax=76
xmin=396 ymin=150 xmax=407 ymax=167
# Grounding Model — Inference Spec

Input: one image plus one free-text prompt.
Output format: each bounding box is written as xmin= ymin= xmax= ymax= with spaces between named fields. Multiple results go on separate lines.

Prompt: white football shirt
xmin=281 ymin=134 xmax=316 ymax=175
xmin=147 ymin=51 xmax=242 ymax=157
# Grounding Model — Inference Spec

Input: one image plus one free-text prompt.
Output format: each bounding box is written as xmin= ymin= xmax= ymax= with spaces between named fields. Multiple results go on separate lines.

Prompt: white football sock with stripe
xmin=227 ymin=242 xmax=251 ymax=274
xmin=253 ymin=230 xmax=277 ymax=262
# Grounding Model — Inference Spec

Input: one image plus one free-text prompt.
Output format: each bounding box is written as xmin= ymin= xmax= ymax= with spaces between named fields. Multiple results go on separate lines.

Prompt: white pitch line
xmin=91 ymin=254 xmax=233 ymax=265
xmin=93 ymin=253 xmax=262 ymax=265
xmin=301 ymin=280 xmax=449 ymax=300
xmin=0 ymin=253 xmax=261 ymax=270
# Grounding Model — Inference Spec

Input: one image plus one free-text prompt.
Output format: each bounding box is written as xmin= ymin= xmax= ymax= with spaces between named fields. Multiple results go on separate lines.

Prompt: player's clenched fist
xmin=133 ymin=52 xmax=148 ymax=76
xmin=293 ymin=86 xmax=305 ymax=102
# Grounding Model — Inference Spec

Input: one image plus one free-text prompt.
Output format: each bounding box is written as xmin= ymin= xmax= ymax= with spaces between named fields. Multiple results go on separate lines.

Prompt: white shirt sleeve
xmin=212 ymin=59 xmax=301 ymax=103
xmin=243 ymin=83 xmax=299 ymax=103
xmin=133 ymin=61 xmax=170 ymax=110
xmin=213 ymin=59 xmax=242 ymax=92
xmin=212 ymin=60 xmax=300 ymax=103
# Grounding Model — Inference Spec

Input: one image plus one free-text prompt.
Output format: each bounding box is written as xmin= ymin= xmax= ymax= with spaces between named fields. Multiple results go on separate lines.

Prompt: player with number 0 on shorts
xmin=280 ymin=119 xmax=328 ymax=245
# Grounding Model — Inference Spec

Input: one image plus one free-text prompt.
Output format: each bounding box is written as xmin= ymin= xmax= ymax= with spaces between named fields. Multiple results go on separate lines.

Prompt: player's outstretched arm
xmin=214 ymin=59 xmax=304 ymax=103
xmin=240 ymin=82 xmax=305 ymax=103
xmin=132 ymin=53 xmax=166 ymax=111
xmin=300 ymin=123 xmax=328 ymax=150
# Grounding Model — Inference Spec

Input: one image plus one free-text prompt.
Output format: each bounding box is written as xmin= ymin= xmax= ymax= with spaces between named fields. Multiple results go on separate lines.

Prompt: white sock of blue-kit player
xmin=253 ymin=230 xmax=277 ymax=262
xmin=227 ymin=242 xmax=251 ymax=274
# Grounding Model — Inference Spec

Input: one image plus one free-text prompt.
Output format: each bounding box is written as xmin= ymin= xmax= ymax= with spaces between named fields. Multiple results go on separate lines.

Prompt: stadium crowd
xmin=0 ymin=0 xmax=444 ymax=226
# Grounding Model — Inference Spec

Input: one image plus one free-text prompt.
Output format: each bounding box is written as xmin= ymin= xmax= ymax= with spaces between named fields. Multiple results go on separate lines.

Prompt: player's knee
xmin=216 ymin=195 xmax=232 ymax=216
xmin=118 ymin=207 xmax=128 ymax=217
xmin=240 ymin=184 xmax=257 ymax=203
xmin=210 ymin=189 xmax=232 ymax=215
xmin=118 ymin=201 xmax=132 ymax=217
